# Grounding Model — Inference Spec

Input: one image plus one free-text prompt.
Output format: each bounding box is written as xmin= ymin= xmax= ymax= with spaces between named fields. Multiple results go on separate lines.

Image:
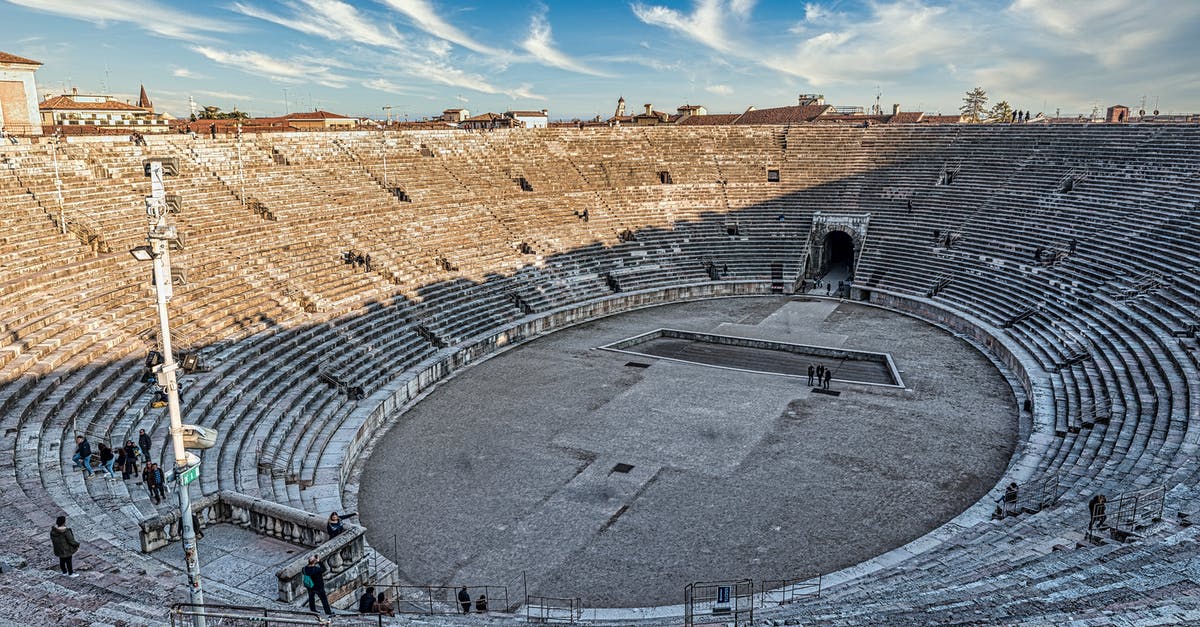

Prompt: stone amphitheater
xmin=1 ymin=123 xmax=1199 ymax=626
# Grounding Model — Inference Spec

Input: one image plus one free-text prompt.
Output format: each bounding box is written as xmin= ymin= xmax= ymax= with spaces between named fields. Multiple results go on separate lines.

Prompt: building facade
xmin=40 ymin=87 xmax=170 ymax=133
xmin=0 ymin=51 xmax=42 ymax=135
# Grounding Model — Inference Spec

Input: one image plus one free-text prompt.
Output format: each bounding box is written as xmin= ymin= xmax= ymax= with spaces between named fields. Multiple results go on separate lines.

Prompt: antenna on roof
xmin=873 ymin=85 xmax=882 ymax=115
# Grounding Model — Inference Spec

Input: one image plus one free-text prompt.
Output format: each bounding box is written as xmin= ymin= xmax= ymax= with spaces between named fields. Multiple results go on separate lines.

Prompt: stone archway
xmin=805 ymin=212 xmax=870 ymax=279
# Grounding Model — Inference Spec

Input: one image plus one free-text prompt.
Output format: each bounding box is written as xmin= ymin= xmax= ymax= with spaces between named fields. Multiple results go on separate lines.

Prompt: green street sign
xmin=180 ymin=464 xmax=200 ymax=485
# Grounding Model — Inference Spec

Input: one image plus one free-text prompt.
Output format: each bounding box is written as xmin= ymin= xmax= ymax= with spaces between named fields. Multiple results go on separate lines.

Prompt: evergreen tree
xmin=960 ymin=87 xmax=989 ymax=123
xmin=988 ymin=100 xmax=1014 ymax=122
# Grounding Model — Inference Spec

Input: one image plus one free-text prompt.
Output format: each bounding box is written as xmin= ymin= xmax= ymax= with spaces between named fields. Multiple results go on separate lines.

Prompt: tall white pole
xmin=146 ymin=162 xmax=206 ymax=627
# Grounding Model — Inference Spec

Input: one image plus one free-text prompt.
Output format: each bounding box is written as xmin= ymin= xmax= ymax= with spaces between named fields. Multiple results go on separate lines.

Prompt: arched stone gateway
xmin=804 ymin=212 xmax=870 ymax=279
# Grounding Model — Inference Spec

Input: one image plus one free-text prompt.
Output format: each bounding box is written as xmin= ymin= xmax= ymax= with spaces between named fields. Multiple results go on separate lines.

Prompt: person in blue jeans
xmin=303 ymin=556 xmax=333 ymax=615
xmin=98 ymin=442 xmax=117 ymax=479
xmin=72 ymin=436 xmax=94 ymax=477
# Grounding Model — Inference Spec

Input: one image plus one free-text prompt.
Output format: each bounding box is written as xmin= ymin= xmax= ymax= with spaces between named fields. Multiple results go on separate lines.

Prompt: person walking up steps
xmin=97 ymin=442 xmax=116 ymax=479
xmin=51 ymin=515 xmax=80 ymax=577
xmin=72 ymin=435 xmax=94 ymax=478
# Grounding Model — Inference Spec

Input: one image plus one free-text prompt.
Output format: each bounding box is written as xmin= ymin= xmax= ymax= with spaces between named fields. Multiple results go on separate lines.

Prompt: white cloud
xmin=4 ymin=0 xmax=230 ymax=41
xmin=197 ymin=89 xmax=252 ymax=101
xmin=231 ymin=0 xmax=405 ymax=50
xmin=191 ymin=46 xmax=348 ymax=88
xmin=377 ymin=0 xmax=503 ymax=56
xmin=775 ymin=1 xmax=970 ymax=85
xmin=632 ymin=0 xmax=735 ymax=53
xmin=172 ymin=68 xmax=196 ymax=78
xmin=363 ymin=78 xmax=408 ymax=93
xmin=1008 ymin=0 xmax=1200 ymax=67
xmin=706 ymin=83 xmax=734 ymax=96
xmin=521 ymin=12 xmax=610 ymax=77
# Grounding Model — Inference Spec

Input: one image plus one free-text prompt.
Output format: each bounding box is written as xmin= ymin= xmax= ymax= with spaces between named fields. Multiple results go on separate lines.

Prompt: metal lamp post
xmin=133 ymin=160 xmax=206 ymax=627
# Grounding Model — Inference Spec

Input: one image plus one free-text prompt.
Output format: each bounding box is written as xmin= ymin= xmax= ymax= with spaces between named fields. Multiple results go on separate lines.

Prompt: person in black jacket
xmin=123 ymin=440 xmax=140 ymax=480
xmin=138 ymin=429 xmax=153 ymax=462
xmin=303 ymin=556 xmax=333 ymax=615
xmin=457 ymin=586 xmax=471 ymax=614
xmin=358 ymin=586 xmax=377 ymax=613
xmin=98 ymin=443 xmax=116 ymax=479
xmin=51 ymin=515 xmax=80 ymax=577
xmin=72 ymin=436 xmax=94 ymax=477
xmin=326 ymin=512 xmax=355 ymax=538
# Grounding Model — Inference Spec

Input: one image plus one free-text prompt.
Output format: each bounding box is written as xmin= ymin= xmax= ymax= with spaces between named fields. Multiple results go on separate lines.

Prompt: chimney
xmin=541 ymin=109 xmax=548 ymax=116
xmin=71 ymin=86 xmax=78 ymax=95
xmin=644 ymin=103 xmax=653 ymax=115
xmin=892 ymin=103 xmax=901 ymax=115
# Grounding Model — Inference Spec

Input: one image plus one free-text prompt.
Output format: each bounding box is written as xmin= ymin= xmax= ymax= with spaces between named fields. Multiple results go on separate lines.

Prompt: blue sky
xmin=5 ymin=0 xmax=1199 ymax=120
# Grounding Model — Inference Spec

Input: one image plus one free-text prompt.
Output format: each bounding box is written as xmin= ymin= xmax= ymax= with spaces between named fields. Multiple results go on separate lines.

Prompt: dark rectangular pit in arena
xmin=601 ymin=328 xmax=904 ymax=387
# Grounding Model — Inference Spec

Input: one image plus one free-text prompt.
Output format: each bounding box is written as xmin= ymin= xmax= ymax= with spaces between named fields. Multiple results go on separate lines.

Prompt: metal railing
xmin=168 ymin=603 xmax=329 ymax=626
xmin=684 ymin=579 xmax=754 ymax=627
xmin=525 ymin=595 xmax=584 ymax=624
xmin=378 ymin=584 xmax=508 ymax=616
xmin=760 ymin=575 xmax=822 ymax=606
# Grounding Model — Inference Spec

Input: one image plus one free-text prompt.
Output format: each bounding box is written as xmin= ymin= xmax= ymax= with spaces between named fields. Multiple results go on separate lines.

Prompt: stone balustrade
xmin=139 ymin=490 xmax=369 ymax=604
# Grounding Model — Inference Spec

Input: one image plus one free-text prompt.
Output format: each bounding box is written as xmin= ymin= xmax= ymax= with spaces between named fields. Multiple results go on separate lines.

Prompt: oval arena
xmin=0 ymin=124 xmax=1198 ymax=625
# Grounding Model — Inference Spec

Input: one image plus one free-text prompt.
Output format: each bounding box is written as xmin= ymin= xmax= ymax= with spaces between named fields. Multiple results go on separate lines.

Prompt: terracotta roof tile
xmin=39 ymin=95 xmax=147 ymax=111
xmin=508 ymin=110 xmax=547 ymax=117
xmin=282 ymin=110 xmax=352 ymax=120
xmin=0 ymin=51 xmax=41 ymax=65
xmin=678 ymin=114 xmax=740 ymax=126
xmin=734 ymin=104 xmax=833 ymax=125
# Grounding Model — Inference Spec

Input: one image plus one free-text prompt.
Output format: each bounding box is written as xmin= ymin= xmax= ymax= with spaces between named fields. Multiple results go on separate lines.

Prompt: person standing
xmin=51 ymin=515 xmax=80 ymax=577
xmin=303 ymin=556 xmax=333 ymax=615
xmin=97 ymin=443 xmax=116 ymax=479
xmin=807 ymin=365 xmax=815 ymax=386
xmin=138 ymin=429 xmax=152 ymax=462
xmin=823 ymin=369 xmax=833 ymax=390
xmin=72 ymin=435 xmax=94 ymax=478
xmin=123 ymin=440 xmax=140 ymax=481
xmin=457 ymin=586 xmax=472 ymax=614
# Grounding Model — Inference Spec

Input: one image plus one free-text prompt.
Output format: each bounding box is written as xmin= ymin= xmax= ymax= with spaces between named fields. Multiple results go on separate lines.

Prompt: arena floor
xmin=357 ymin=296 xmax=1018 ymax=608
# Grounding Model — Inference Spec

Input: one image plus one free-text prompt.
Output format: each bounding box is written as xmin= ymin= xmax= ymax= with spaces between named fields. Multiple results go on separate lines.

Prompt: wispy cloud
xmin=520 ymin=11 xmax=610 ymax=77
xmin=773 ymin=1 xmax=968 ymax=84
xmin=191 ymin=46 xmax=348 ymax=88
xmin=377 ymin=0 xmax=503 ymax=56
xmin=705 ymin=83 xmax=733 ymax=96
xmin=4 ymin=0 xmax=230 ymax=41
xmin=231 ymin=0 xmax=406 ymax=50
xmin=197 ymin=89 xmax=252 ymax=101
xmin=172 ymin=67 xmax=196 ymax=78
xmin=363 ymin=78 xmax=409 ymax=93
xmin=632 ymin=0 xmax=736 ymax=53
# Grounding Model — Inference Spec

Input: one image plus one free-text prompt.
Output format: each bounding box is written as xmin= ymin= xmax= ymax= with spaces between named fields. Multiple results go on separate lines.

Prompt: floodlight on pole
xmin=133 ymin=160 xmax=206 ymax=627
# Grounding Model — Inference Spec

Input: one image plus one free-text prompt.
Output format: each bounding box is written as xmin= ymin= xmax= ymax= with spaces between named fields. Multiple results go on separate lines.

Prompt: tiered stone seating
xmin=0 ymin=124 xmax=1197 ymax=623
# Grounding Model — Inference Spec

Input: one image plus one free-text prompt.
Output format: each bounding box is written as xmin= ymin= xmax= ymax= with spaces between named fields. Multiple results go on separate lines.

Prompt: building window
xmin=767 ymin=169 xmax=780 ymax=182
xmin=658 ymin=171 xmax=673 ymax=184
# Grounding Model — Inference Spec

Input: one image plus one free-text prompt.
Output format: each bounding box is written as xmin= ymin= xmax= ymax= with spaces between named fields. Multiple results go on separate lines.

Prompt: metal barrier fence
xmin=168 ymin=604 xmax=331 ymax=626
xmin=760 ymin=575 xmax=822 ymax=606
xmin=1110 ymin=485 xmax=1165 ymax=538
xmin=378 ymin=584 xmax=508 ymax=615
xmin=525 ymin=595 xmax=584 ymax=623
xmin=684 ymin=579 xmax=754 ymax=626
